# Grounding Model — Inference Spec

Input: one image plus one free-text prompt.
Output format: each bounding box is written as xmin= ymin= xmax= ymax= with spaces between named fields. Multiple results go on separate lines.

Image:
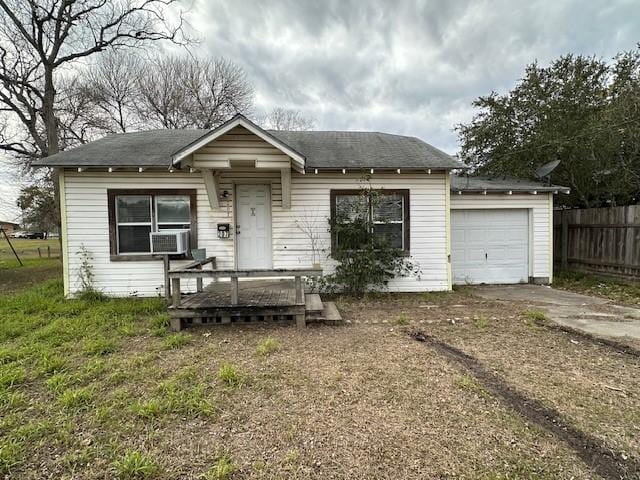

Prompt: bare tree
xmin=56 ymin=75 xmax=108 ymax=148
xmin=261 ymin=107 xmax=315 ymax=131
xmin=0 ymin=0 xmax=188 ymax=161
xmin=136 ymin=56 xmax=191 ymax=129
xmin=137 ymin=56 xmax=253 ymax=129
xmin=79 ymin=51 xmax=142 ymax=134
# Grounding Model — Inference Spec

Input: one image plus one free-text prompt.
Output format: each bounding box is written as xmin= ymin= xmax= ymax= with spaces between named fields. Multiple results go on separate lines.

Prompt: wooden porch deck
xmin=183 ymin=279 xmax=298 ymax=309
xmin=168 ymin=278 xmax=342 ymax=331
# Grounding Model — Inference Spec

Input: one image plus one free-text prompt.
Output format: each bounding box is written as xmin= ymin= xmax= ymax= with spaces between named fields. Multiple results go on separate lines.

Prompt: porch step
xmin=323 ymin=302 xmax=343 ymax=323
xmin=306 ymin=301 xmax=343 ymax=325
xmin=305 ymin=293 xmax=324 ymax=314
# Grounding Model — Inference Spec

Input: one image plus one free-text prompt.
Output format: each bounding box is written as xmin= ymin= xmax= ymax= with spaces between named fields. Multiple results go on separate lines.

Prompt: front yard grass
xmin=0 ymin=275 xmax=638 ymax=478
xmin=554 ymin=269 xmax=640 ymax=305
xmin=0 ymin=237 xmax=60 ymax=261
xmin=0 ymin=258 xmax=61 ymax=294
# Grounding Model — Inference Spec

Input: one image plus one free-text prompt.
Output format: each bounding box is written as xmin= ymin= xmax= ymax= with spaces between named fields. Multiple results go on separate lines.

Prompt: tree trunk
xmin=43 ymin=65 xmax=62 ymax=261
xmin=43 ymin=66 xmax=59 ymax=156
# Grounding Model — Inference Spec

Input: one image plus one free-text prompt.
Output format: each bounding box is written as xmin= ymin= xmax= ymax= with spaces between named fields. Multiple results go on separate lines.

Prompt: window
xmin=108 ymin=190 xmax=197 ymax=259
xmin=155 ymin=196 xmax=191 ymax=230
xmin=330 ymin=189 xmax=410 ymax=254
xmin=116 ymin=195 xmax=153 ymax=253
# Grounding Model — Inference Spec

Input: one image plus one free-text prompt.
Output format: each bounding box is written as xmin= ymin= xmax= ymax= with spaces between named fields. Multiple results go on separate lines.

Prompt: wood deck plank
xmin=323 ymin=302 xmax=343 ymax=322
xmin=305 ymin=294 xmax=324 ymax=313
xmin=179 ymin=279 xmax=299 ymax=310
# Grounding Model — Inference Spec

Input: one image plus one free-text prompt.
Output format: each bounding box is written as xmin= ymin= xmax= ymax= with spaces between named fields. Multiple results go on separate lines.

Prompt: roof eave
xmin=452 ymin=187 xmax=571 ymax=194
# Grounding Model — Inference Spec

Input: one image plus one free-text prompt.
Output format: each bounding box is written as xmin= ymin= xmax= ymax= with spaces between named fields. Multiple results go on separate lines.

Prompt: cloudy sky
xmin=1 ymin=0 xmax=639 ymax=221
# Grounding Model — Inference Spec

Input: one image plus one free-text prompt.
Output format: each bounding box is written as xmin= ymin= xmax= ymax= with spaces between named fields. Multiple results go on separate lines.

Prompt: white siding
xmin=197 ymin=126 xmax=287 ymax=158
xmin=62 ymin=170 xmax=450 ymax=296
xmin=275 ymin=173 xmax=449 ymax=292
xmin=450 ymin=193 xmax=553 ymax=281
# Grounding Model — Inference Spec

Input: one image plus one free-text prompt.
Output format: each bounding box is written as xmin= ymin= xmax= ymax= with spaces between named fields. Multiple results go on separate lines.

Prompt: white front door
xmin=451 ymin=209 xmax=529 ymax=284
xmin=236 ymin=184 xmax=272 ymax=269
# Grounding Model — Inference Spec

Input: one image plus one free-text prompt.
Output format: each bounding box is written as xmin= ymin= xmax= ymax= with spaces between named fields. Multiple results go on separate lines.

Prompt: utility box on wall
xmin=217 ymin=223 xmax=230 ymax=239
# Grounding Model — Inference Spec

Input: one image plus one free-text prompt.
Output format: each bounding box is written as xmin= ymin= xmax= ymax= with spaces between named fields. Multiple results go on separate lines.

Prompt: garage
xmin=451 ymin=209 xmax=529 ymax=284
xmin=449 ymin=175 xmax=570 ymax=285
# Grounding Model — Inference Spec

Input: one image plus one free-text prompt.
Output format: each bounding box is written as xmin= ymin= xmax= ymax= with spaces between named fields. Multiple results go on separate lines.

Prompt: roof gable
xmin=172 ymin=114 xmax=306 ymax=169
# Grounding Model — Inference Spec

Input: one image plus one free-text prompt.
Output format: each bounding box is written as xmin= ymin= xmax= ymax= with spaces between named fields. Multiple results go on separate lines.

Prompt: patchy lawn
xmin=0 ymin=237 xmax=60 ymax=261
xmin=1 ymin=278 xmax=639 ymax=479
xmin=0 ymin=258 xmax=61 ymax=294
xmin=554 ymin=270 xmax=640 ymax=306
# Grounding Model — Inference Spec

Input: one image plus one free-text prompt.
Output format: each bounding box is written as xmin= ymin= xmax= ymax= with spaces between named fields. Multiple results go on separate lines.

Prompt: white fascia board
xmin=172 ymin=117 xmax=305 ymax=170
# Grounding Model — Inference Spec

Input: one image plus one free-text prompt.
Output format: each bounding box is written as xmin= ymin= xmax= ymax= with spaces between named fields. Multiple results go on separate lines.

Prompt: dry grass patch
xmin=1 ymin=277 xmax=632 ymax=478
xmin=338 ymin=292 xmax=640 ymax=465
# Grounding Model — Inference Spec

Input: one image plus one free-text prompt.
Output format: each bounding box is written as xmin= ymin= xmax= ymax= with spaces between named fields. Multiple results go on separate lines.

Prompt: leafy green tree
xmin=457 ymin=48 xmax=640 ymax=208
xmin=16 ymin=184 xmax=58 ymax=234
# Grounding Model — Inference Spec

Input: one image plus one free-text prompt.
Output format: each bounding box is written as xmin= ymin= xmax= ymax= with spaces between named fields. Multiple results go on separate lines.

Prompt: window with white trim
xmin=155 ymin=196 xmax=191 ymax=231
xmin=373 ymin=193 xmax=405 ymax=250
xmin=116 ymin=195 xmax=153 ymax=254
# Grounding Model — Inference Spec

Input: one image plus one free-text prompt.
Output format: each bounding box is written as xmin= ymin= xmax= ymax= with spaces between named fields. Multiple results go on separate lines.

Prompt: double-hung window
xmin=330 ymin=189 xmax=410 ymax=254
xmin=108 ymin=190 xmax=196 ymax=258
xmin=116 ymin=195 xmax=153 ymax=254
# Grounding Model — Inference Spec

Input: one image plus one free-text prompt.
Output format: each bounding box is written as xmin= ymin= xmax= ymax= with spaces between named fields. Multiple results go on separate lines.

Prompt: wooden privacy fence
xmin=553 ymin=205 xmax=640 ymax=280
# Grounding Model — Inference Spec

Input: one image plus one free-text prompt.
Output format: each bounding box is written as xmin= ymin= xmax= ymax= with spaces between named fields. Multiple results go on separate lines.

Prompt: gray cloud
xmin=1 ymin=0 xmax=638 ymax=217
xmin=192 ymin=0 xmax=640 ymax=151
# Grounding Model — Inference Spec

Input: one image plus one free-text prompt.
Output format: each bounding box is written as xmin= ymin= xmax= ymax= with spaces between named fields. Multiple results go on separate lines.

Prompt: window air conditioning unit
xmin=150 ymin=230 xmax=190 ymax=254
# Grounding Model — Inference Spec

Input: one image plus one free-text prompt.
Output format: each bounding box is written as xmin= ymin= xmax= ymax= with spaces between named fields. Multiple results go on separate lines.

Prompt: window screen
xmin=156 ymin=196 xmax=191 ymax=230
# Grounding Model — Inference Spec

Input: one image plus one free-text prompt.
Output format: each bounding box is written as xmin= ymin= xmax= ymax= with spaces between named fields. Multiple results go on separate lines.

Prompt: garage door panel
xmin=452 ymin=209 xmax=529 ymax=284
xmin=466 ymin=248 xmax=487 ymax=263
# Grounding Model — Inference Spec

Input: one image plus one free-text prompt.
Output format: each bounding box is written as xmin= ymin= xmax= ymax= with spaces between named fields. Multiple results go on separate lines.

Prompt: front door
xmin=236 ymin=184 xmax=272 ymax=269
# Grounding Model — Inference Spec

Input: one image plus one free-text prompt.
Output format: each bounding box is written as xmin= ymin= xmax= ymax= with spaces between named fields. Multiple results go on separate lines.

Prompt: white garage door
xmin=451 ymin=209 xmax=529 ymax=284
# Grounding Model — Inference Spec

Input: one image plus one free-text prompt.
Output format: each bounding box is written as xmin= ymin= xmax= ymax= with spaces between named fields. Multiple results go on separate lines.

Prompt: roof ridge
xmin=270 ymin=129 xmax=415 ymax=136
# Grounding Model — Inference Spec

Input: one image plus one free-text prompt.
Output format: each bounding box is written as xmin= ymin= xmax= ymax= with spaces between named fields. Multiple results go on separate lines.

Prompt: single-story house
xmin=0 ymin=220 xmax=20 ymax=235
xmin=38 ymin=114 xmax=568 ymax=297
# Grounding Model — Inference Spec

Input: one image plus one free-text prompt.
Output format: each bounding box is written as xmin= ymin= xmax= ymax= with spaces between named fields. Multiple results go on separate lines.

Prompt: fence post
xmin=171 ymin=277 xmax=181 ymax=307
xmin=561 ymin=211 xmax=569 ymax=269
xmin=163 ymin=255 xmax=171 ymax=301
xmin=47 ymin=245 xmax=51 ymax=258
xmin=37 ymin=247 xmax=42 ymax=258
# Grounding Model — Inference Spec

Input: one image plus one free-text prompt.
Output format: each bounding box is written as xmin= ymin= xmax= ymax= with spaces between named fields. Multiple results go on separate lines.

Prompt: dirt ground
xmin=339 ymin=290 xmax=640 ymax=477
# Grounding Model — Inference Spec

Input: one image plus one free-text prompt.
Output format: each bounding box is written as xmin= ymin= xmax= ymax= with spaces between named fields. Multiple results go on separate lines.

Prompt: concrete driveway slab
xmin=472 ymin=284 xmax=640 ymax=340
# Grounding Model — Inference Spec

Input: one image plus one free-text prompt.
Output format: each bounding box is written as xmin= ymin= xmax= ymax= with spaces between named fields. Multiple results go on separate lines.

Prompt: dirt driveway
xmin=473 ymin=284 xmax=640 ymax=342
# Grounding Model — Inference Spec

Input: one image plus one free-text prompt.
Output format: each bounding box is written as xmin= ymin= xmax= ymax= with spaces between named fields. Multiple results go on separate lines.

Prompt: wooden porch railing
xmin=167 ymin=267 xmax=323 ymax=308
xmin=162 ymin=256 xmax=217 ymax=300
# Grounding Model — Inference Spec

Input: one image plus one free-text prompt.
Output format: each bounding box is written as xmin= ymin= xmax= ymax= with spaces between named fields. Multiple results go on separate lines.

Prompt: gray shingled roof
xmin=38 ymin=130 xmax=206 ymax=168
xmin=269 ymin=130 xmax=462 ymax=169
xmin=37 ymin=128 xmax=463 ymax=170
xmin=452 ymin=175 xmax=570 ymax=193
